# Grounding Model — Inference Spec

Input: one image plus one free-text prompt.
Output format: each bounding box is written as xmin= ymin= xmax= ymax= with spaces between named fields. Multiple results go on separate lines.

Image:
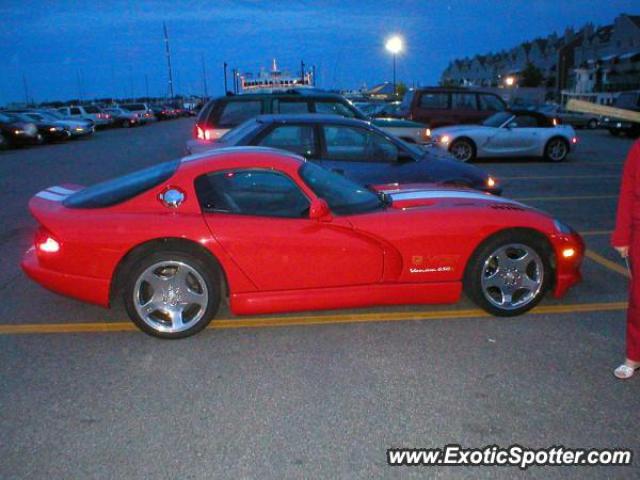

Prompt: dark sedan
xmin=5 ymin=111 xmax=70 ymax=143
xmin=0 ymin=112 xmax=41 ymax=149
xmin=187 ymin=114 xmax=500 ymax=194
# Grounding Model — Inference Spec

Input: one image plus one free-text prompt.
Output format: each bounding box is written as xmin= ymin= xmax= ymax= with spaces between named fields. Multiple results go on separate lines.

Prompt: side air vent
xmin=490 ymin=204 xmax=525 ymax=211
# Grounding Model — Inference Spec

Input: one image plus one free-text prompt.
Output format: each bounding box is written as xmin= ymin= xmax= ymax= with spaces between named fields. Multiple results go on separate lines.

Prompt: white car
xmin=431 ymin=111 xmax=577 ymax=162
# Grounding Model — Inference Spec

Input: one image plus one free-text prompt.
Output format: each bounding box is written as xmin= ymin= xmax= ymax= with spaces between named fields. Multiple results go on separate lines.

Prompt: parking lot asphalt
xmin=1 ymin=121 xmax=639 ymax=479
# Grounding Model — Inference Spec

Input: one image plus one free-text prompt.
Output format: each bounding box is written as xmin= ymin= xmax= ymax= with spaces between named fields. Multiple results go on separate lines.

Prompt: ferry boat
xmin=240 ymin=59 xmax=313 ymax=93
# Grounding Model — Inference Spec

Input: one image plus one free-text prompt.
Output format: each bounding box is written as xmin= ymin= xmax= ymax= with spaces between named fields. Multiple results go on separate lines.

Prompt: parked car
xmin=399 ymin=88 xmax=508 ymax=128
xmin=536 ymin=104 xmax=599 ymax=129
xmin=21 ymin=147 xmax=583 ymax=338
xmin=0 ymin=112 xmax=41 ymax=149
xmin=57 ymin=105 xmax=113 ymax=128
xmin=103 ymin=107 xmax=140 ymax=128
xmin=193 ymin=91 xmax=431 ymax=145
xmin=187 ymin=114 xmax=501 ymax=194
xmin=601 ymin=91 xmax=640 ymax=137
xmin=431 ymin=110 xmax=578 ymax=162
xmin=5 ymin=111 xmax=70 ymax=143
xmin=37 ymin=110 xmax=95 ymax=137
xmin=150 ymin=105 xmax=176 ymax=120
xmin=120 ymin=103 xmax=155 ymax=123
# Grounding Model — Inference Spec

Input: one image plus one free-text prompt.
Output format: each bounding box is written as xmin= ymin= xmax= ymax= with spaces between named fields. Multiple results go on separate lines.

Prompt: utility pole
xmin=163 ymin=22 xmax=175 ymax=98
xmin=201 ymin=53 xmax=208 ymax=99
xmin=129 ymin=65 xmax=134 ymax=99
xmin=232 ymin=68 xmax=237 ymax=93
xmin=223 ymin=62 xmax=228 ymax=93
xmin=76 ymin=70 xmax=83 ymax=102
xmin=300 ymin=60 xmax=305 ymax=85
xmin=22 ymin=74 xmax=30 ymax=105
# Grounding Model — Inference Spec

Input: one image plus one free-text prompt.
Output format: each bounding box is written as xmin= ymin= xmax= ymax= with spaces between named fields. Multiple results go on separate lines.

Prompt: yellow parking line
xmin=0 ymin=301 xmax=627 ymax=336
xmin=515 ymin=194 xmax=617 ymax=202
xmin=585 ymin=249 xmax=630 ymax=278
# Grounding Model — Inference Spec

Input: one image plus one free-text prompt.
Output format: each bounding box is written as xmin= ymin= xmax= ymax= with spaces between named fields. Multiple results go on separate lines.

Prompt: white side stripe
xmin=36 ymin=191 xmax=65 ymax=201
xmin=390 ymin=190 xmax=525 ymax=206
xmin=47 ymin=186 xmax=75 ymax=195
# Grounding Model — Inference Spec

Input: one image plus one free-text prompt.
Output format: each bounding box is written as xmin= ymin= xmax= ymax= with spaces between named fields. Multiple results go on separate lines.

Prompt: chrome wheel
xmin=450 ymin=140 xmax=474 ymax=162
xmin=133 ymin=261 xmax=209 ymax=334
xmin=480 ymin=243 xmax=544 ymax=311
xmin=546 ymin=139 xmax=568 ymax=162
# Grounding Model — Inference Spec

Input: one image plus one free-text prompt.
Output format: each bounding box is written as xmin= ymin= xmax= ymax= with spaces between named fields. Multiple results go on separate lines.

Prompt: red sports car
xmin=22 ymin=147 xmax=584 ymax=338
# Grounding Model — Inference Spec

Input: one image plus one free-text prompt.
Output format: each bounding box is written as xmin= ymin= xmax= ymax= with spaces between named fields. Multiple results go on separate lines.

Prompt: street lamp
xmin=385 ymin=35 xmax=403 ymax=96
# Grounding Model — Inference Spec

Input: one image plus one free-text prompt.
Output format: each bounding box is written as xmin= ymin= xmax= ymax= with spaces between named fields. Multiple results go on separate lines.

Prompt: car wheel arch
xmin=545 ymin=135 xmax=570 ymax=153
xmin=109 ymin=237 xmax=229 ymax=306
xmin=464 ymin=227 xmax=556 ymax=282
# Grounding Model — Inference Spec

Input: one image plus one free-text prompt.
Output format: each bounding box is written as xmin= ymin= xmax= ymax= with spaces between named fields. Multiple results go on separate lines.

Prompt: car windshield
xmin=218 ymin=118 xmax=264 ymax=145
xmin=34 ymin=111 xmax=58 ymax=121
xmin=482 ymin=112 xmax=514 ymax=127
xmin=299 ymin=162 xmax=383 ymax=215
xmin=45 ymin=111 xmax=64 ymax=119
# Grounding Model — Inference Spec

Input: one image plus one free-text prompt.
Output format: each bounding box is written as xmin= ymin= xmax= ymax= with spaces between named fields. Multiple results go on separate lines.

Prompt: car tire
xmin=449 ymin=138 xmax=476 ymax=162
xmin=464 ymin=231 xmax=551 ymax=317
xmin=587 ymin=119 xmax=598 ymax=129
xmin=123 ymin=251 xmax=221 ymax=339
xmin=544 ymin=137 xmax=569 ymax=162
xmin=122 ymin=120 xmax=130 ymax=128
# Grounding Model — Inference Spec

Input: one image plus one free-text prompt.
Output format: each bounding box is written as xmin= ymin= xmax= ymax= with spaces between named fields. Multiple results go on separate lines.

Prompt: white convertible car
xmin=431 ymin=110 xmax=577 ymax=162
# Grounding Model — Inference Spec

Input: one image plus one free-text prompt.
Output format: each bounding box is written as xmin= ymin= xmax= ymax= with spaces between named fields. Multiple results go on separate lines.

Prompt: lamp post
xmin=385 ymin=35 xmax=403 ymax=96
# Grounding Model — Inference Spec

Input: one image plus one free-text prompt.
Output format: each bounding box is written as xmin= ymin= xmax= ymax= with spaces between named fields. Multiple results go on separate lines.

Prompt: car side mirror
xmin=309 ymin=199 xmax=332 ymax=222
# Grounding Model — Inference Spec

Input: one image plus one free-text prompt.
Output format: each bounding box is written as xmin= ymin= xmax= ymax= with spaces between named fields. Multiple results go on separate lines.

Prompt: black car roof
xmin=254 ymin=113 xmax=371 ymax=126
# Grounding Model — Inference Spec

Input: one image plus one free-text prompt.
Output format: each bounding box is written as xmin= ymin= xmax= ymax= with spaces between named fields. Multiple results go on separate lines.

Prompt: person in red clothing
xmin=612 ymin=140 xmax=640 ymax=379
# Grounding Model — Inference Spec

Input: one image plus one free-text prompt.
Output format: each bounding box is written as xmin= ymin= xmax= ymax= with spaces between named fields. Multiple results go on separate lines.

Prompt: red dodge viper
xmin=22 ymin=147 xmax=584 ymax=338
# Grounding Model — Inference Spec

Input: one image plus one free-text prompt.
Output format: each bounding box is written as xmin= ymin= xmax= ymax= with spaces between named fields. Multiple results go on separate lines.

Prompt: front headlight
xmin=440 ymin=134 xmax=451 ymax=145
xmin=554 ymin=219 xmax=575 ymax=234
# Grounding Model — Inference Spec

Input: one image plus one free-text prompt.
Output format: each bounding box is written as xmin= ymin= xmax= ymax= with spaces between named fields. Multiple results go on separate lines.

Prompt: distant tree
xmin=520 ymin=62 xmax=544 ymax=87
xmin=396 ymin=81 xmax=408 ymax=97
xmin=439 ymin=78 xmax=458 ymax=87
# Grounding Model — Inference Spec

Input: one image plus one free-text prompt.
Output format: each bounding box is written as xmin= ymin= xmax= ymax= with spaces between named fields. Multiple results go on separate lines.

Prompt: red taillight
xmin=35 ymin=228 xmax=60 ymax=253
xmin=572 ymin=137 xmax=578 ymax=144
xmin=195 ymin=124 xmax=205 ymax=139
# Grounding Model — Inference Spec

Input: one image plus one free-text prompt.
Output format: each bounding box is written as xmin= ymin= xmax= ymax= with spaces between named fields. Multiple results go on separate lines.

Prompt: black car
xmin=0 ymin=112 xmax=41 ymax=149
xmin=5 ymin=111 xmax=70 ymax=143
xmin=601 ymin=91 xmax=640 ymax=137
xmin=187 ymin=114 xmax=501 ymax=194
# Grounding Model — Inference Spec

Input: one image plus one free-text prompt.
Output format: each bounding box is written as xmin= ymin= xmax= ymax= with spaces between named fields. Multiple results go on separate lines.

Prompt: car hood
xmin=380 ymin=186 xmax=527 ymax=210
xmin=431 ymin=125 xmax=493 ymax=136
xmin=372 ymin=118 xmax=425 ymax=128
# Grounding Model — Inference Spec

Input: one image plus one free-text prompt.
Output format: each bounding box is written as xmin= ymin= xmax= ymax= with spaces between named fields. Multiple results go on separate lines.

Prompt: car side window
xmin=478 ymin=94 xmax=505 ymax=112
xmin=275 ymin=100 xmax=310 ymax=114
xmin=257 ymin=125 xmax=317 ymax=157
xmin=323 ymin=126 xmax=398 ymax=163
xmin=511 ymin=115 xmax=539 ymax=128
xmin=218 ymin=101 xmax=262 ymax=127
xmin=451 ymin=93 xmax=478 ymax=110
xmin=418 ymin=93 xmax=449 ymax=109
xmin=70 ymin=107 xmax=81 ymax=115
xmin=314 ymin=101 xmax=357 ymax=118
xmin=194 ymin=170 xmax=310 ymax=218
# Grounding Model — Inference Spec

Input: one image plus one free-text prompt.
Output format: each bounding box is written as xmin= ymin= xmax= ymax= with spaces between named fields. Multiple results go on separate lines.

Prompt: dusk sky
xmin=1 ymin=0 xmax=638 ymax=105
